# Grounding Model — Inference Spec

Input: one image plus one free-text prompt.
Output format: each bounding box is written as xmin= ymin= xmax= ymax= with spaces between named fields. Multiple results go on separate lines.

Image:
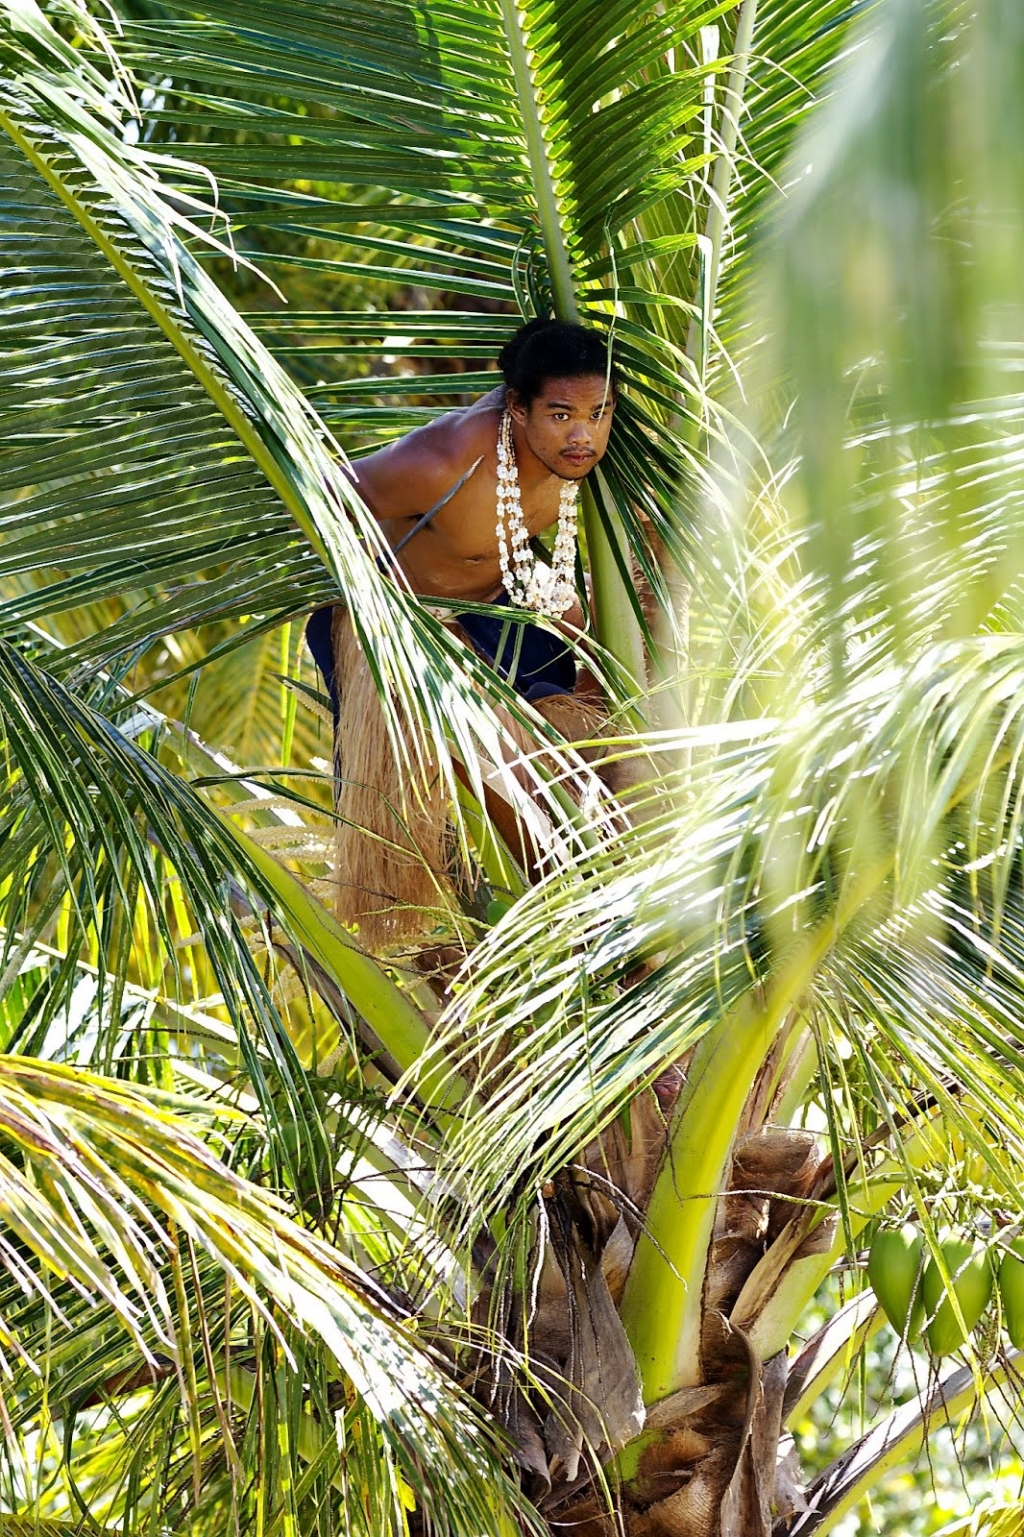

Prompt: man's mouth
xmin=562 ymin=451 xmax=594 ymax=464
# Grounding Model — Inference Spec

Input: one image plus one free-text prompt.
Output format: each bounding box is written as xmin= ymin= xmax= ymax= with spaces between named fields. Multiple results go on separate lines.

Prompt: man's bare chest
xmin=428 ymin=476 xmax=561 ymax=563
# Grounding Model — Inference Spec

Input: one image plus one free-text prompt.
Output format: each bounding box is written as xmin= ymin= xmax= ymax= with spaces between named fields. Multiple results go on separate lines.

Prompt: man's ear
xmin=507 ymin=389 xmax=528 ymax=426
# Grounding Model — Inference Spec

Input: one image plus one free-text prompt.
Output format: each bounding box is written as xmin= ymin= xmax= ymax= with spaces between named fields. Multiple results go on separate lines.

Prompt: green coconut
xmin=998 ymin=1240 xmax=1024 ymax=1351
xmin=867 ymin=1224 xmax=925 ymax=1341
xmin=922 ymin=1231 xmax=993 ymax=1358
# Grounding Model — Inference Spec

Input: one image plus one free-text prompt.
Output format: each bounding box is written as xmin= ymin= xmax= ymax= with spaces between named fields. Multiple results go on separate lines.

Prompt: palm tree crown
xmin=3 ymin=0 xmax=1024 ymax=1533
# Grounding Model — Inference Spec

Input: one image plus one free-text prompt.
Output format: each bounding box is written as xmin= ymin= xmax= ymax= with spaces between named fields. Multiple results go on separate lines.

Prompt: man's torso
xmin=353 ymin=393 xmax=566 ymax=604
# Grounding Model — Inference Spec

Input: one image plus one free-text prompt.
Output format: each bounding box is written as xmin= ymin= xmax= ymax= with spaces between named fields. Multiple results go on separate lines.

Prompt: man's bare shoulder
xmin=412 ymin=392 xmax=503 ymax=464
xmin=350 ymin=392 xmax=503 ymax=518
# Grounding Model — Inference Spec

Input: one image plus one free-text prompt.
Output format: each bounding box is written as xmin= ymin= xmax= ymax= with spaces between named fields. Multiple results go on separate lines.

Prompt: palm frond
xmin=419 ymin=0 xmax=1024 ymax=1220
xmin=425 ymin=634 xmax=1024 ymax=1231
xmin=93 ymin=0 xmax=853 ymax=637
xmin=788 ymin=1350 xmax=1023 ymax=1537
xmin=1 ymin=1 xmax=615 ymax=926
xmin=0 ymin=1054 xmax=537 ymax=1537
xmin=0 ymin=636 xmax=454 ymax=1102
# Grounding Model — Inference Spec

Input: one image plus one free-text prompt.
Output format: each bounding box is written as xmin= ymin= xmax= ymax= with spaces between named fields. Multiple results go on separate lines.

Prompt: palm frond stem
xmin=215 ymin=818 xmax=469 ymax=1119
xmin=778 ymin=1351 xmax=1024 ymax=1537
xmin=685 ymin=0 xmax=760 ymax=380
xmin=621 ymin=850 xmax=891 ymax=1402
xmin=782 ymin=1290 xmax=883 ymax=1429
xmin=619 ymin=998 xmax=783 ymax=1401
xmin=495 ymin=0 xmax=577 ymax=320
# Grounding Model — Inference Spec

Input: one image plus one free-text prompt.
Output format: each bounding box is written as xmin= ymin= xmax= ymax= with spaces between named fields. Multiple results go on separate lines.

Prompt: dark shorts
xmin=305 ymin=593 xmax=575 ymax=722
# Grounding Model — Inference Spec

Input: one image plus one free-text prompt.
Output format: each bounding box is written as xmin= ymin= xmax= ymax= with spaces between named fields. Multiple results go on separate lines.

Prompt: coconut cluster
xmin=867 ymin=1223 xmax=1024 ymax=1357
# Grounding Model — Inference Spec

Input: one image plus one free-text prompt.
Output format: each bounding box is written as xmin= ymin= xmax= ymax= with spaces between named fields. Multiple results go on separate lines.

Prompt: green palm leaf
xmin=100 ymin=0 xmax=761 ymax=654
xmin=0 ymin=1054 xmax=535 ymax=1537
xmin=1 ymin=0 xmax=614 ymax=941
xmin=87 ymin=0 xmax=877 ymax=708
xmin=402 ymin=4 xmax=1024 ymax=1483
xmin=10 ymin=0 xmax=1022 ymax=1530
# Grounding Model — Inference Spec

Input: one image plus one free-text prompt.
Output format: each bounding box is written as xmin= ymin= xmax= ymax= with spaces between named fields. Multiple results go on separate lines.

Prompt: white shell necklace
xmin=495 ymin=408 xmax=579 ymax=616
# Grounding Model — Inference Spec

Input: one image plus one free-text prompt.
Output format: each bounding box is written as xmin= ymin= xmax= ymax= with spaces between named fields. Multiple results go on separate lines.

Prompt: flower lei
xmin=495 ymin=409 xmax=579 ymax=616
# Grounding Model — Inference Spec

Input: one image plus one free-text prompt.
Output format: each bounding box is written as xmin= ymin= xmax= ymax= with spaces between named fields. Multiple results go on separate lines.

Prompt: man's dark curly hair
xmin=498 ymin=318 xmax=619 ymax=405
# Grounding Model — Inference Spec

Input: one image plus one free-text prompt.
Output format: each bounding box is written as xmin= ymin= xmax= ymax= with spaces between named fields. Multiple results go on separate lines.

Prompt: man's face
xmin=509 ymin=373 xmax=616 ymax=480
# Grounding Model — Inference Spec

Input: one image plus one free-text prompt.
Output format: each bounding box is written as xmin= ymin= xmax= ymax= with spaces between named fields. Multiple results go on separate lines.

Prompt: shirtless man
xmin=306 ymin=317 xmax=617 ymax=709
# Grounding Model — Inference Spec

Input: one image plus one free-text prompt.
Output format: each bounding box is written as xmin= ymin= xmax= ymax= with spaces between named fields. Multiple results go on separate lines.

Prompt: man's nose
xmin=567 ymin=420 xmax=591 ymax=444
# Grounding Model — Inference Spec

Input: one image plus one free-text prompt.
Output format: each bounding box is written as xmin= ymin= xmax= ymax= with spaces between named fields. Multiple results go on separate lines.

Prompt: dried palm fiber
xmin=331 ymin=608 xmax=615 ymax=950
xmin=331 ymin=607 xmax=451 ymax=950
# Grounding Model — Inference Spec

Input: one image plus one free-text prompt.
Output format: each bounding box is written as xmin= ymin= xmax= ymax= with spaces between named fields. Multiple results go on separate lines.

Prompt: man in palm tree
xmin=306 ymin=317 xmax=618 ymax=714
xmin=306 ymin=317 xmax=619 ymax=948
